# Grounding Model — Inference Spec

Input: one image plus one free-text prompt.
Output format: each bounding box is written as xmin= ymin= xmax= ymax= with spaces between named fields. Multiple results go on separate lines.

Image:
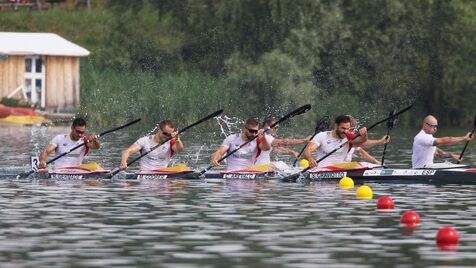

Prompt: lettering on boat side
xmin=50 ymin=174 xmax=83 ymax=180
xmin=363 ymin=169 xmax=437 ymax=176
xmin=137 ymin=174 xmax=168 ymax=180
xmin=223 ymin=173 xmax=257 ymax=179
xmin=309 ymin=172 xmax=346 ymax=179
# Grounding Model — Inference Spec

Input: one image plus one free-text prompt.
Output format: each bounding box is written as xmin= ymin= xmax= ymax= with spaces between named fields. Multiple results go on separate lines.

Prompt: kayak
xmin=12 ymin=168 xmax=476 ymax=185
xmin=298 ymin=168 xmax=476 ymax=185
xmin=31 ymin=164 xmax=199 ymax=181
xmin=9 ymin=162 xmax=476 ymax=185
xmin=0 ymin=104 xmax=50 ymax=126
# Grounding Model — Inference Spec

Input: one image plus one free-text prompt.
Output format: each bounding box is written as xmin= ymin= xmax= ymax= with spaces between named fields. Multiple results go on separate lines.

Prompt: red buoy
xmin=436 ymin=226 xmax=459 ymax=246
xmin=377 ymin=196 xmax=395 ymax=209
xmin=400 ymin=211 xmax=420 ymax=226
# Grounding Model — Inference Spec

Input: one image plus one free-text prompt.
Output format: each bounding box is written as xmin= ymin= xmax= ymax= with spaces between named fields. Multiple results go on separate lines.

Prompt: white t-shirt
xmin=221 ymin=134 xmax=260 ymax=171
xmin=254 ymin=134 xmax=274 ymax=166
xmin=310 ymin=131 xmax=351 ymax=167
xmin=135 ymin=136 xmax=174 ymax=171
xmin=412 ymin=130 xmax=436 ymax=168
xmin=50 ymin=134 xmax=88 ymax=168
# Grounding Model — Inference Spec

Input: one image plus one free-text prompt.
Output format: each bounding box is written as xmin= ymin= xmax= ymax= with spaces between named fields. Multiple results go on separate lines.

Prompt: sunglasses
xmin=246 ymin=127 xmax=258 ymax=135
xmin=426 ymin=123 xmax=438 ymax=129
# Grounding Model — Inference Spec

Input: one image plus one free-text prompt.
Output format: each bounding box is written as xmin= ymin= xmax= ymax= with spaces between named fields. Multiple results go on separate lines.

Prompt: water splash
xmin=193 ymin=145 xmax=205 ymax=163
xmin=214 ymin=114 xmax=244 ymax=137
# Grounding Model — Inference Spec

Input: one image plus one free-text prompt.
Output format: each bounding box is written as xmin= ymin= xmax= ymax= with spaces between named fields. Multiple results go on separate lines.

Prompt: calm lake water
xmin=0 ymin=123 xmax=475 ymax=267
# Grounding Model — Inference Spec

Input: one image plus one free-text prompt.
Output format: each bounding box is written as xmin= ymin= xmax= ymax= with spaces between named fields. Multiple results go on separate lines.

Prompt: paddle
xmin=17 ymin=118 xmax=141 ymax=179
xmin=380 ymin=109 xmax=397 ymax=166
xmin=108 ymin=109 xmax=224 ymax=178
xmin=457 ymin=115 xmax=476 ymax=164
xmin=282 ymin=104 xmax=413 ymax=182
xmin=198 ymin=104 xmax=312 ymax=176
xmin=293 ymin=115 xmax=330 ymax=166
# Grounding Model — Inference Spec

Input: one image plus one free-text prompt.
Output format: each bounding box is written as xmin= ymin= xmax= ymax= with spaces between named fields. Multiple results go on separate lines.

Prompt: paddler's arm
xmin=304 ymin=142 xmax=318 ymax=168
xmin=272 ymin=136 xmax=310 ymax=146
xmin=211 ymin=146 xmax=228 ymax=167
xmin=355 ymin=148 xmax=380 ymax=165
xmin=360 ymin=135 xmax=390 ymax=149
xmin=350 ymin=127 xmax=368 ymax=147
xmin=435 ymin=148 xmax=460 ymax=161
xmin=38 ymin=144 xmax=56 ymax=169
xmin=171 ymin=132 xmax=184 ymax=153
xmin=258 ymin=129 xmax=271 ymax=151
xmin=86 ymin=134 xmax=100 ymax=149
xmin=272 ymin=146 xmax=299 ymax=158
xmin=434 ymin=132 xmax=473 ymax=146
xmin=120 ymin=143 xmax=141 ymax=170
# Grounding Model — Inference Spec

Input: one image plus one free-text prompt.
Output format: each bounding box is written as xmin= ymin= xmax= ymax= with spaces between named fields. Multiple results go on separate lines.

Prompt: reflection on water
xmin=0 ymin=125 xmax=475 ymax=267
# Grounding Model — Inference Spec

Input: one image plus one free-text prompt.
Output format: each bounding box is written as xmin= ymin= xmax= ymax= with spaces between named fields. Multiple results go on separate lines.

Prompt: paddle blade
xmin=281 ymin=172 xmax=301 ymax=183
xmin=316 ymin=115 xmax=330 ymax=132
xmin=271 ymin=104 xmax=311 ymax=127
xmin=16 ymin=170 xmax=34 ymax=179
xmin=387 ymin=109 xmax=397 ymax=130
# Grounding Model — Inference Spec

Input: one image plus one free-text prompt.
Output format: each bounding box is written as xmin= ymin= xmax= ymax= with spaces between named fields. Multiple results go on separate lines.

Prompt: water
xmin=0 ymin=124 xmax=475 ymax=267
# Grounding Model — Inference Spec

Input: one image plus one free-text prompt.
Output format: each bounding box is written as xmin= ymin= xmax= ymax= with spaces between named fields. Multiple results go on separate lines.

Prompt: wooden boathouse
xmin=0 ymin=32 xmax=89 ymax=113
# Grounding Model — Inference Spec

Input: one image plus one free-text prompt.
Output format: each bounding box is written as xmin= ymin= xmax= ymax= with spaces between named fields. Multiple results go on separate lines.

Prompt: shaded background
xmin=1 ymin=0 xmax=475 ymax=127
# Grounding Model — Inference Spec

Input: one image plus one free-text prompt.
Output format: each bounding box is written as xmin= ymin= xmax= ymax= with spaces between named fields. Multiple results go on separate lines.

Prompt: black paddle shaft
xmin=381 ymin=109 xmax=397 ymax=166
xmin=283 ymin=104 xmax=413 ymax=182
xmin=108 ymin=109 xmax=224 ymax=177
xmin=17 ymin=118 xmax=141 ymax=179
xmin=199 ymin=104 xmax=312 ymax=175
xmin=457 ymin=115 xmax=476 ymax=164
xmin=293 ymin=115 xmax=330 ymax=166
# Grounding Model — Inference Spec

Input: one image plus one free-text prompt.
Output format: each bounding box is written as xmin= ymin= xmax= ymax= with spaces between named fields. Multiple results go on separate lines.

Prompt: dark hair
xmin=72 ymin=118 xmax=87 ymax=127
xmin=158 ymin=120 xmax=174 ymax=130
xmin=245 ymin=118 xmax=259 ymax=127
xmin=334 ymin=115 xmax=351 ymax=125
xmin=261 ymin=117 xmax=276 ymax=128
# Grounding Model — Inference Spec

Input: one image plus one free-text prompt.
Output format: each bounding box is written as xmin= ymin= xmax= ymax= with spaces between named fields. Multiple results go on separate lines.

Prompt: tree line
xmin=1 ymin=0 xmax=475 ymax=126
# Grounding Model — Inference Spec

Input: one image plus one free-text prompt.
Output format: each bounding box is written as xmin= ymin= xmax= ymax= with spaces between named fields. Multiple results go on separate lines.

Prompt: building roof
xmin=0 ymin=32 xmax=90 ymax=57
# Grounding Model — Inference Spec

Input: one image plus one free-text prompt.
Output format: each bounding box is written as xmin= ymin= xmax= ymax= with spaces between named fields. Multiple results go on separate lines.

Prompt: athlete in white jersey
xmin=211 ymin=118 xmax=271 ymax=171
xmin=120 ymin=120 xmax=184 ymax=171
xmin=412 ymin=115 xmax=472 ymax=168
xmin=39 ymin=118 xmax=100 ymax=169
xmin=304 ymin=115 xmax=368 ymax=168
xmin=254 ymin=117 xmax=309 ymax=166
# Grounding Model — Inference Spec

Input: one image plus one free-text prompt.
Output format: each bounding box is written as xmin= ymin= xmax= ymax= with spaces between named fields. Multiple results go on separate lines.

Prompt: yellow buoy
xmin=339 ymin=176 xmax=354 ymax=189
xmin=356 ymin=185 xmax=373 ymax=200
xmin=299 ymin=159 xmax=309 ymax=168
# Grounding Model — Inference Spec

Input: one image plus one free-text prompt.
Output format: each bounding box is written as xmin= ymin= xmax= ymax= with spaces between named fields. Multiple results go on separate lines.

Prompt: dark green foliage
xmin=1 ymin=0 xmax=475 ymax=126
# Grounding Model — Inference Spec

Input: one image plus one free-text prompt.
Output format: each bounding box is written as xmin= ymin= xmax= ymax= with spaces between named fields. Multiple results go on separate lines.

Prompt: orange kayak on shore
xmin=0 ymin=104 xmax=50 ymax=126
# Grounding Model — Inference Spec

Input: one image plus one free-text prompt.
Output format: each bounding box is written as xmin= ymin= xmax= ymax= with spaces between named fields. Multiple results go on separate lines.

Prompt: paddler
xmin=345 ymin=115 xmax=390 ymax=165
xmin=210 ymin=118 xmax=271 ymax=171
xmin=412 ymin=115 xmax=473 ymax=168
xmin=254 ymin=116 xmax=309 ymax=166
xmin=303 ymin=115 xmax=368 ymax=168
xmin=120 ymin=120 xmax=184 ymax=171
xmin=39 ymin=118 xmax=100 ymax=169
